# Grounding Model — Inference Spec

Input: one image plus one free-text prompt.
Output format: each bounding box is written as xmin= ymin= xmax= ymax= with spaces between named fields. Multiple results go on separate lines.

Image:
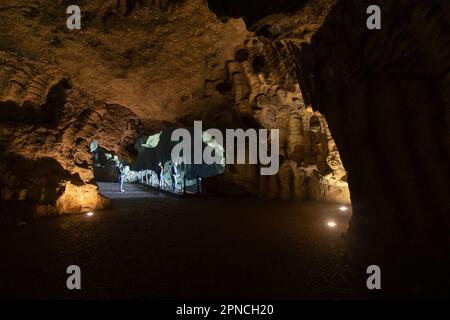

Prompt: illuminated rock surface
xmin=208 ymin=0 xmax=450 ymax=292
xmin=0 ymin=0 xmax=448 ymax=298
xmin=0 ymin=0 xmax=349 ymax=216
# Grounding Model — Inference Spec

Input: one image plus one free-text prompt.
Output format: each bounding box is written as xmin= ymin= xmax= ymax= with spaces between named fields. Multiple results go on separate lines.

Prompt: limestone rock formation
xmin=0 ymin=0 xmax=246 ymax=216
xmin=0 ymin=0 xmax=351 ymax=217
xmin=208 ymin=0 xmax=450 ymax=292
xmin=2 ymin=0 xmax=447 ymax=263
xmin=205 ymin=0 xmax=350 ymax=203
xmin=0 ymin=0 xmax=448 ymax=296
xmin=0 ymin=52 xmax=142 ymax=216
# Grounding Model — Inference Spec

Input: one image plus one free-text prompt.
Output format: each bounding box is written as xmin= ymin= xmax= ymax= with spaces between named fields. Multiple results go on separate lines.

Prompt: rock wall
xmin=4 ymin=0 xmax=446 ymax=241
xmin=0 ymin=0 xmax=352 ymax=216
xmin=0 ymin=51 xmax=144 ymax=216
xmin=211 ymin=0 xmax=449 ymax=240
xmin=205 ymin=1 xmax=350 ymax=203
xmin=0 ymin=0 xmax=248 ymax=216
xmin=297 ymin=0 xmax=450 ymax=250
xmin=208 ymin=0 xmax=450 ymax=293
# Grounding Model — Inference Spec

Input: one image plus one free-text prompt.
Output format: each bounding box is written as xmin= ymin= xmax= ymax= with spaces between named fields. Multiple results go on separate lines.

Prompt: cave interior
xmin=0 ymin=0 xmax=449 ymax=299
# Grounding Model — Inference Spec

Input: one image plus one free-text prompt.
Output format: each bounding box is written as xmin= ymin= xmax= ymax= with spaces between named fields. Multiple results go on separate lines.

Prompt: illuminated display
xmin=92 ymin=128 xmax=226 ymax=193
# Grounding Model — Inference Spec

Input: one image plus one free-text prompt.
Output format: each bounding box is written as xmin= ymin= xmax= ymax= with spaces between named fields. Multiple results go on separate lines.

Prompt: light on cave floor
xmin=327 ymin=221 xmax=337 ymax=228
xmin=339 ymin=205 xmax=348 ymax=212
xmin=87 ymin=212 xmax=94 ymax=217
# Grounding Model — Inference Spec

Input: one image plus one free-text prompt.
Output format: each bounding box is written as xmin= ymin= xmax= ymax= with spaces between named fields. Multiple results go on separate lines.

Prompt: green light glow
xmin=142 ymin=131 xmax=163 ymax=149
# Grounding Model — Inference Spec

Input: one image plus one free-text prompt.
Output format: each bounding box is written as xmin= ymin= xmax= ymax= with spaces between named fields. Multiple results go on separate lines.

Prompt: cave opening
xmin=90 ymin=127 xmax=226 ymax=198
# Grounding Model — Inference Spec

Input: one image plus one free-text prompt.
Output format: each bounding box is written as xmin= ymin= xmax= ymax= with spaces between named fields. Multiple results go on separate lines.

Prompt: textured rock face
xmin=213 ymin=54 xmax=350 ymax=202
xmin=208 ymin=0 xmax=349 ymax=202
xmin=0 ymin=51 xmax=141 ymax=215
xmin=0 ymin=0 xmax=247 ymax=124
xmin=0 ymin=0 xmax=350 ymax=216
xmin=2 ymin=0 xmax=447 ymax=265
xmin=213 ymin=0 xmax=450 ymax=273
xmin=0 ymin=0 xmax=247 ymax=216
xmin=205 ymin=0 xmax=450 ymax=294
xmin=298 ymin=0 xmax=450 ymax=250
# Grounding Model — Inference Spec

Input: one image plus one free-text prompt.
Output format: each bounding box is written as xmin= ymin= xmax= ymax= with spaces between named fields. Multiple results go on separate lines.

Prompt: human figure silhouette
xmin=118 ymin=163 xmax=125 ymax=192
xmin=158 ymin=162 xmax=164 ymax=189
xmin=171 ymin=162 xmax=178 ymax=191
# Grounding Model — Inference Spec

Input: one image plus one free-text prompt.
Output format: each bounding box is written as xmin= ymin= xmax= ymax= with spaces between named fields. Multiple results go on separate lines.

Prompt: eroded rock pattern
xmin=0 ymin=0 xmax=246 ymax=216
xmin=2 ymin=0 xmax=447 ymax=256
xmin=218 ymin=0 xmax=450 ymax=280
xmin=298 ymin=0 xmax=450 ymax=249
xmin=0 ymin=0 xmax=351 ymax=217
xmin=206 ymin=1 xmax=349 ymax=203
xmin=0 ymin=51 xmax=145 ymax=216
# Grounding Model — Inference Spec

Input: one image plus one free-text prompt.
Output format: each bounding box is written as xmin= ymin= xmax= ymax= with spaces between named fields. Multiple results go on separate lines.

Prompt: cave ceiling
xmin=0 ymin=0 xmax=249 ymax=124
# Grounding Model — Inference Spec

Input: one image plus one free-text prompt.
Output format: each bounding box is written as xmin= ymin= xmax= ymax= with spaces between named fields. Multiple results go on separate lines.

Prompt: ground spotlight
xmin=327 ymin=221 xmax=337 ymax=228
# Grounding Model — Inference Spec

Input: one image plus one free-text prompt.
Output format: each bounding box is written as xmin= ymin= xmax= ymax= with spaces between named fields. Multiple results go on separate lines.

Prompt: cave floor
xmin=0 ymin=183 xmax=364 ymax=299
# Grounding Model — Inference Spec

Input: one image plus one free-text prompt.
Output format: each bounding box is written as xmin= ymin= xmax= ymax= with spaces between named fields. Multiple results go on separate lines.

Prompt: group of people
xmin=158 ymin=161 xmax=178 ymax=191
xmin=117 ymin=161 xmax=179 ymax=192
